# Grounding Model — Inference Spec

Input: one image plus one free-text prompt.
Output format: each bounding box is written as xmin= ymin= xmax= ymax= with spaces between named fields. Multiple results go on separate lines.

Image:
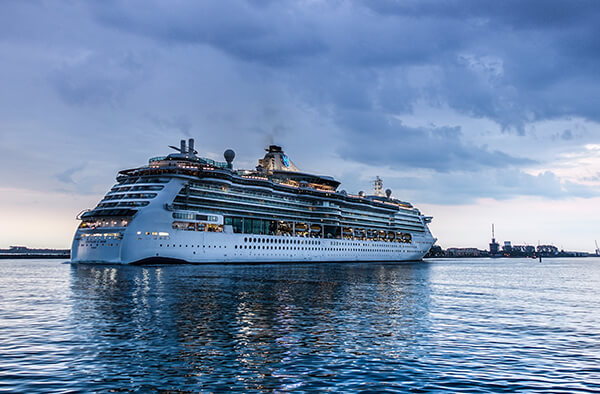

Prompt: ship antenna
xmin=373 ymin=176 xmax=384 ymax=197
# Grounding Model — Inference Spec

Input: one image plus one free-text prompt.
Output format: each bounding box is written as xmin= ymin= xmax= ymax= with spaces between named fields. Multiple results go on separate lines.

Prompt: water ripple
xmin=0 ymin=258 xmax=599 ymax=392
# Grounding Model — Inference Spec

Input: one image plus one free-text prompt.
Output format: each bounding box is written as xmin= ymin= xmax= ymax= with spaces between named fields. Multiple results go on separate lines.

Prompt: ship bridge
xmin=255 ymin=145 xmax=340 ymax=192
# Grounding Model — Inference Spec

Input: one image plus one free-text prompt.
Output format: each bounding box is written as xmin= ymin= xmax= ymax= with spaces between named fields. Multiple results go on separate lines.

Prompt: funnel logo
xmin=281 ymin=154 xmax=290 ymax=167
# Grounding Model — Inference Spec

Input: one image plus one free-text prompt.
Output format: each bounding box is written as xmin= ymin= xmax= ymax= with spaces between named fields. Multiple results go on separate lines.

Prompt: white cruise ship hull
xmin=72 ymin=230 xmax=434 ymax=265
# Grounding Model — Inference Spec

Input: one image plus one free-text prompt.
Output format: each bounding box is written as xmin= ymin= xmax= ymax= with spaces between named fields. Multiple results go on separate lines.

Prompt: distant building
xmin=489 ymin=224 xmax=499 ymax=255
xmin=502 ymin=242 xmax=535 ymax=257
xmin=0 ymin=246 xmax=70 ymax=257
xmin=537 ymin=245 xmax=559 ymax=256
xmin=425 ymin=245 xmax=444 ymax=257
xmin=446 ymin=248 xmax=487 ymax=257
xmin=489 ymin=241 xmax=499 ymax=255
xmin=516 ymin=245 xmax=535 ymax=255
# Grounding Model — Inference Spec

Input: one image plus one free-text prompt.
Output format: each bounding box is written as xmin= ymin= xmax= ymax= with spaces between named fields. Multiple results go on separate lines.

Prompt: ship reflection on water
xmin=3 ymin=258 xmax=598 ymax=391
xmin=69 ymin=262 xmax=432 ymax=391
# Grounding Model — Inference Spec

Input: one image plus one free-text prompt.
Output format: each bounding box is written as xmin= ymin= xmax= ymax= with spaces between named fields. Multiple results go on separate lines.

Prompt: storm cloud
xmin=0 ymin=0 xmax=599 ymax=204
xmin=88 ymin=0 xmax=600 ymax=128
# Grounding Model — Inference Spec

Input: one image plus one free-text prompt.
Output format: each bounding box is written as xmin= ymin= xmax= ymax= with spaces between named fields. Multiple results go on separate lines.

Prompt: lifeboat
xmin=354 ymin=229 xmax=366 ymax=239
xmin=310 ymin=224 xmax=322 ymax=232
xmin=278 ymin=221 xmax=292 ymax=230
xmin=342 ymin=227 xmax=353 ymax=239
xmin=367 ymin=229 xmax=377 ymax=239
xmin=295 ymin=223 xmax=308 ymax=231
xmin=402 ymin=233 xmax=412 ymax=243
xmin=387 ymin=231 xmax=395 ymax=241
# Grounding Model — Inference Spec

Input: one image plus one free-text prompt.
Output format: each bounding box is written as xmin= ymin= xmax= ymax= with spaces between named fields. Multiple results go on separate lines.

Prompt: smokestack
xmin=180 ymin=139 xmax=186 ymax=153
xmin=188 ymin=138 xmax=195 ymax=154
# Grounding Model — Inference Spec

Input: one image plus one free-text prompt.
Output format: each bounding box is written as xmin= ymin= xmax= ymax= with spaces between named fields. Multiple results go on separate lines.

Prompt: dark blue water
xmin=1 ymin=258 xmax=599 ymax=392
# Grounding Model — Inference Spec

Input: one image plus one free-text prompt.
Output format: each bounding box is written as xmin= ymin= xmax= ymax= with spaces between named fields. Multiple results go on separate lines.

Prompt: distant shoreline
xmin=0 ymin=254 xmax=70 ymax=259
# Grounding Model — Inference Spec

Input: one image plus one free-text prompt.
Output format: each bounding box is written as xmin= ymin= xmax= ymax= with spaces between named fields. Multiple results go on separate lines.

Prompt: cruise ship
xmin=71 ymin=139 xmax=436 ymax=264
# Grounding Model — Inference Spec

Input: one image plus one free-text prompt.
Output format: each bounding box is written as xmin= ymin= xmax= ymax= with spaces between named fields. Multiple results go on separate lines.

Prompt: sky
xmin=1 ymin=0 xmax=599 ymax=251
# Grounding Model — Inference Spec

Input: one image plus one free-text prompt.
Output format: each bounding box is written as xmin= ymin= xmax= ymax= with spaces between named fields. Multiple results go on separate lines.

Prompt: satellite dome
xmin=385 ymin=189 xmax=392 ymax=198
xmin=224 ymin=149 xmax=235 ymax=164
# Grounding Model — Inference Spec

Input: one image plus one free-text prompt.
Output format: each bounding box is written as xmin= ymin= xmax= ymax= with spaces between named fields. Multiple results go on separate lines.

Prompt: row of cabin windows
xmin=172 ymin=222 xmax=223 ymax=232
xmin=223 ymin=217 xmax=412 ymax=243
xmin=182 ymin=194 xmax=398 ymax=227
xmin=110 ymin=185 xmax=165 ymax=193
xmin=190 ymin=182 xmax=419 ymax=217
xmin=102 ymin=193 xmax=157 ymax=201
xmin=118 ymin=177 xmax=170 ymax=185
xmin=172 ymin=212 xmax=218 ymax=222
xmin=243 ymin=237 xmax=320 ymax=245
xmin=159 ymin=244 xmax=226 ymax=248
xmin=155 ymin=243 xmax=407 ymax=253
xmin=234 ymin=245 xmax=406 ymax=252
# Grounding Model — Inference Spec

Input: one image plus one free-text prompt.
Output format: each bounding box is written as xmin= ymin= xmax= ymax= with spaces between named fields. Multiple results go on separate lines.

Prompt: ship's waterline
xmin=72 ymin=140 xmax=435 ymax=264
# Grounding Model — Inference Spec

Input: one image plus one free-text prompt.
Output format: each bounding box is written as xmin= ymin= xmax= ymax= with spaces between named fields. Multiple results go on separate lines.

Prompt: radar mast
xmin=373 ymin=176 xmax=384 ymax=197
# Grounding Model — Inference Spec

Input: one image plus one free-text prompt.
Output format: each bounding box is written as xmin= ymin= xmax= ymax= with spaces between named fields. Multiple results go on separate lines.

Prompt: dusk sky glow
xmin=1 ymin=0 xmax=599 ymax=251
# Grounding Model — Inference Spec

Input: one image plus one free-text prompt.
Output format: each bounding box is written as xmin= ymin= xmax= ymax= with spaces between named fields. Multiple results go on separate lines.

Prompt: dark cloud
xmin=362 ymin=0 xmax=600 ymax=30
xmin=92 ymin=1 xmax=327 ymax=66
xmin=338 ymin=112 xmax=533 ymax=172
xmin=51 ymin=51 xmax=148 ymax=106
xmin=387 ymin=169 xmax=599 ymax=205
xmin=87 ymin=0 xmax=600 ymax=130
xmin=0 ymin=0 xmax=598 ymax=205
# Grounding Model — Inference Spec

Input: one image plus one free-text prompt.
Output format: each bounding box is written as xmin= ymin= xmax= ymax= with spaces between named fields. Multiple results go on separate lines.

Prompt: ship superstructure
xmin=71 ymin=140 xmax=436 ymax=264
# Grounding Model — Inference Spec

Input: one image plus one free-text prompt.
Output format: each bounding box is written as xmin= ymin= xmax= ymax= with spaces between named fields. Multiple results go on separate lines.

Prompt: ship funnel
xmin=188 ymin=138 xmax=195 ymax=154
xmin=180 ymin=139 xmax=187 ymax=154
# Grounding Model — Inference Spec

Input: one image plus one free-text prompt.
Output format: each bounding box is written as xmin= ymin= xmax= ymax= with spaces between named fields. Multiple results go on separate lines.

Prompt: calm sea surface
xmin=1 ymin=258 xmax=599 ymax=392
